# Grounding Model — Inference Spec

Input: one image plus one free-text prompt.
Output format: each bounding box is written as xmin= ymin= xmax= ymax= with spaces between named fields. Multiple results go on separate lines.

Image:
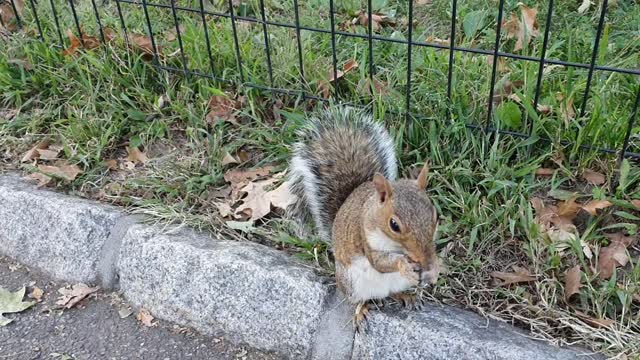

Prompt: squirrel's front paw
xmin=398 ymin=257 xmax=421 ymax=284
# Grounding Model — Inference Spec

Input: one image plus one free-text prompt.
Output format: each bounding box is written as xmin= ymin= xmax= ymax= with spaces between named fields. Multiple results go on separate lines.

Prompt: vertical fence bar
xmin=227 ymin=0 xmax=245 ymax=84
xmin=292 ymin=0 xmax=306 ymax=100
xmin=198 ymin=0 xmax=217 ymax=77
xmin=68 ymin=0 xmax=85 ymax=48
xmin=27 ymin=0 xmax=44 ymax=41
xmin=367 ymin=0 xmax=374 ymax=85
xmin=258 ymin=0 xmax=274 ymax=87
xmin=531 ymin=0 xmax=554 ymax=135
xmin=114 ymin=0 xmax=130 ymax=47
xmin=617 ymin=86 xmax=640 ymax=167
xmin=169 ymin=0 xmax=190 ymax=77
xmin=9 ymin=0 xmax=22 ymax=29
xmin=579 ymin=0 xmax=608 ymax=119
xmin=48 ymin=0 xmax=64 ymax=46
xmin=141 ymin=0 xmax=161 ymax=66
xmin=405 ymin=0 xmax=414 ymax=121
xmin=446 ymin=0 xmax=457 ymax=107
xmin=329 ymin=0 xmax=339 ymax=101
xmin=90 ymin=0 xmax=105 ymax=43
xmin=485 ymin=0 xmax=506 ymax=132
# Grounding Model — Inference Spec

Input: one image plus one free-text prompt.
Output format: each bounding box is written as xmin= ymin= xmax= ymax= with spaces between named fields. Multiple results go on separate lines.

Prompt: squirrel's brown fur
xmin=288 ymin=107 xmax=440 ymax=310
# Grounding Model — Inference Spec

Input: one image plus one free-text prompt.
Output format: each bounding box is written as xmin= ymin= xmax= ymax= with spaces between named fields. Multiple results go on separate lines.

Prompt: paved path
xmin=0 ymin=256 xmax=280 ymax=360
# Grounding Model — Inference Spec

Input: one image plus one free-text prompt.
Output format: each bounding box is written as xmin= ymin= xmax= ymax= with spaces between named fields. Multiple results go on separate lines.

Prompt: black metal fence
xmin=2 ymin=0 xmax=639 ymax=166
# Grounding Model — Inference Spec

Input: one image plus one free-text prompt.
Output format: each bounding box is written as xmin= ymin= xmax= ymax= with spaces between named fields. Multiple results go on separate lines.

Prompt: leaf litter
xmin=0 ymin=286 xmax=36 ymax=326
xmin=55 ymin=283 xmax=100 ymax=309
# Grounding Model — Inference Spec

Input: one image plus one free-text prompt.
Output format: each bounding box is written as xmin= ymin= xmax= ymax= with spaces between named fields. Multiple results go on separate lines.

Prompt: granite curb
xmin=0 ymin=173 xmax=604 ymax=359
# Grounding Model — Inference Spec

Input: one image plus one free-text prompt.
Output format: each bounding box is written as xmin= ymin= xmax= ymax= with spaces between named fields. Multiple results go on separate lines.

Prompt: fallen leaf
xmin=56 ymin=284 xmax=99 ymax=309
xmin=317 ymin=80 xmax=331 ymax=99
xmin=575 ymin=311 xmax=614 ymax=328
xmin=536 ymin=104 xmax=553 ymax=114
xmin=130 ymin=33 xmax=160 ymax=59
xmin=578 ymin=0 xmax=591 ymax=14
xmin=632 ymin=200 xmax=640 ymax=209
xmin=596 ymin=233 xmax=634 ymax=280
xmin=222 ymin=152 xmax=239 ymax=166
xmin=224 ymin=166 xmax=274 ymax=185
xmin=329 ymin=59 xmax=359 ymax=82
xmin=557 ymin=198 xmax=581 ymax=219
xmin=164 ymin=24 xmax=185 ymax=41
xmin=356 ymin=12 xmax=396 ymax=32
xmin=234 ymin=177 xmax=297 ymax=221
xmin=126 ymin=146 xmax=149 ymax=165
xmin=502 ymin=4 xmax=539 ymax=52
xmin=62 ymin=28 xmax=101 ymax=56
xmin=581 ymin=200 xmax=613 ymax=216
xmin=558 ymin=94 xmax=576 ymax=126
xmin=118 ymin=307 xmax=133 ymax=319
xmin=103 ymin=27 xmax=118 ymax=42
xmin=0 ymin=0 xmax=24 ymax=32
xmin=564 ymin=265 xmax=582 ymax=302
xmin=37 ymin=164 xmax=83 ymax=182
xmin=136 ymin=309 xmax=156 ymax=327
xmin=21 ymin=139 xmax=51 ymax=163
xmin=214 ymin=202 xmax=234 ymax=218
xmin=582 ymin=169 xmax=605 ymax=185
xmin=535 ymin=168 xmax=555 ymax=176
xmin=206 ymin=95 xmax=238 ymax=126
xmin=491 ymin=266 xmax=537 ymax=286
xmin=0 ymin=286 xmax=35 ymax=326
xmin=27 ymin=172 xmax=52 ymax=187
xmin=28 ymin=287 xmax=44 ymax=302
xmin=37 ymin=148 xmax=61 ymax=161
xmin=104 ymin=159 xmax=118 ymax=170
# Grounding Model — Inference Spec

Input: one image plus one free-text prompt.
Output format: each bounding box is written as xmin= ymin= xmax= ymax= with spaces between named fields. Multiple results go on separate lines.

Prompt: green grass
xmin=1 ymin=0 xmax=640 ymax=357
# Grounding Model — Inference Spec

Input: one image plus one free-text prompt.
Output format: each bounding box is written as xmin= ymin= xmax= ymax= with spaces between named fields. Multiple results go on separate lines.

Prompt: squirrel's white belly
xmin=344 ymin=256 xmax=414 ymax=303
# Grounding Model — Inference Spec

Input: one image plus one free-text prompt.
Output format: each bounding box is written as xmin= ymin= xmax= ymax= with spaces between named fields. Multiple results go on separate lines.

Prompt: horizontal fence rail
xmin=2 ymin=0 xmax=639 ymax=164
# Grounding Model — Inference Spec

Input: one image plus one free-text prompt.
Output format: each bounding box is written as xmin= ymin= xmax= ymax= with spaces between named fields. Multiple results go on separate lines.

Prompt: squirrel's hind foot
xmin=354 ymin=302 xmax=371 ymax=333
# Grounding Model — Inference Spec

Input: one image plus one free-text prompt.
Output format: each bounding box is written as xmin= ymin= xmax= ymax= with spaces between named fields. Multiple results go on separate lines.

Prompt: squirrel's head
xmin=368 ymin=163 xmax=440 ymax=285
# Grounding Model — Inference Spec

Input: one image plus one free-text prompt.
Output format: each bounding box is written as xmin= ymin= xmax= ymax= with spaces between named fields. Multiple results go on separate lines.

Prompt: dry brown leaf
xmin=234 ymin=178 xmax=297 ymax=221
xmin=29 ymin=287 xmax=44 ymax=302
xmin=103 ymin=27 xmax=118 ymax=42
xmin=632 ymin=200 xmax=640 ymax=209
xmin=575 ymin=311 xmax=614 ymax=328
xmin=426 ymin=35 xmax=450 ymax=46
xmin=136 ymin=309 xmax=156 ymax=327
xmin=21 ymin=139 xmax=51 ymax=163
xmin=557 ymin=94 xmax=576 ymax=126
xmin=224 ymin=166 xmax=274 ymax=185
xmin=27 ymin=172 xmax=52 ymax=187
xmin=329 ymin=59 xmax=359 ymax=82
xmin=597 ymin=233 xmax=633 ymax=279
xmin=356 ymin=12 xmax=396 ymax=32
xmin=206 ymin=95 xmax=238 ymax=126
xmin=126 ymin=146 xmax=149 ymax=165
xmin=564 ymin=265 xmax=582 ymax=302
xmin=359 ymin=78 xmax=389 ymax=97
xmin=164 ymin=24 xmax=185 ymax=41
xmin=104 ymin=159 xmax=118 ymax=170
xmin=62 ymin=28 xmax=101 ymax=56
xmin=582 ymin=169 xmax=605 ymax=185
xmin=502 ymin=4 xmax=539 ymax=52
xmin=535 ymin=168 xmax=555 ymax=176
xmin=536 ymin=104 xmax=553 ymax=114
xmin=37 ymin=164 xmax=82 ymax=182
xmin=130 ymin=33 xmax=160 ymax=59
xmin=581 ymin=200 xmax=613 ymax=216
xmin=530 ymin=197 xmax=544 ymax=213
xmin=557 ymin=198 xmax=581 ymax=219
xmin=317 ymin=80 xmax=331 ymax=99
xmin=56 ymin=283 xmax=99 ymax=309
xmin=214 ymin=202 xmax=234 ymax=218
xmin=222 ymin=152 xmax=239 ymax=166
xmin=237 ymin=150 xmax=250 ymax=163
xmin=0 ymin=0 xmax=24 ymax=31
xmin=491 ymin=266 xmax=537 ymax=286
xmin=37 ymin=148 xmax=60 ymax=161
xmin=578 ymin=0 xmax=591 ymax=14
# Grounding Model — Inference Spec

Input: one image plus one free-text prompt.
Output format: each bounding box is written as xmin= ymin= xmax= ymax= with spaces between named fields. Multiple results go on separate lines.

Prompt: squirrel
xmin=287 ymin=106 xmax=440 ymax=325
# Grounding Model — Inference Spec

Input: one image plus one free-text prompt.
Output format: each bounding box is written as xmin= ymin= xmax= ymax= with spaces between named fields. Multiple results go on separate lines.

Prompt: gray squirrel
xmin=287 ymin=106 xmax=440 ymax=324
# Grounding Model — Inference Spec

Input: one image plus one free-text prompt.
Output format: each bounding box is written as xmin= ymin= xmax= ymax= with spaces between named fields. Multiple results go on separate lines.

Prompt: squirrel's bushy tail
xmin=288 ymin=107 xmax=398 ymax=240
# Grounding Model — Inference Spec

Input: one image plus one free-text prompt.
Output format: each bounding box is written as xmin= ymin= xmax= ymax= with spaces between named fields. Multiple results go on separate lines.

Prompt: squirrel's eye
xmin=389 ymin=218 xmax=401 ymax=233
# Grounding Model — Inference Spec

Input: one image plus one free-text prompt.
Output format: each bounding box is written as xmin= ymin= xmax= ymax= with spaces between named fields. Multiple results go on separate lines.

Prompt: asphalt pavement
xmin=0 ymin=256 xmax=280 ymax=360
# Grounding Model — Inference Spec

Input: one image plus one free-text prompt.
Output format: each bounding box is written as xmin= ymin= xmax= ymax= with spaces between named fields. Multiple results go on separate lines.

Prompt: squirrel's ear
xmin=416 ymin=162 xmax=430 ymax=191
xmin=373 ymin=173 xmax=393 ymax=202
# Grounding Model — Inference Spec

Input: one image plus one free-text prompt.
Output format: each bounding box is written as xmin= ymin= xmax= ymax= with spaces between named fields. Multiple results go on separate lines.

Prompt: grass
xmin=1 ymin=0 xmax=640 ymax=357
